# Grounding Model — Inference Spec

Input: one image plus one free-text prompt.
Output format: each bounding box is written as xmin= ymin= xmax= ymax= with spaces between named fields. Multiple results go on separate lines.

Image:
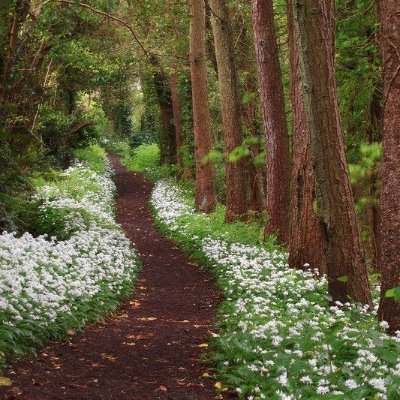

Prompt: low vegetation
xmin=0 ymin=146 xmax=140 ymax=366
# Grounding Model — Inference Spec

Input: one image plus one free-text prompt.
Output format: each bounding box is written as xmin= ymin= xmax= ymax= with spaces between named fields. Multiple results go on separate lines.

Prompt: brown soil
xmin=0 ymin=155 xmax=234 ymax=400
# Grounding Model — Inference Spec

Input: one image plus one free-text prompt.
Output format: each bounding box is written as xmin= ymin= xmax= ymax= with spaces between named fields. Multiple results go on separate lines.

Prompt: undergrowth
xmin=0 ymin=144 xmax=140 ymax=369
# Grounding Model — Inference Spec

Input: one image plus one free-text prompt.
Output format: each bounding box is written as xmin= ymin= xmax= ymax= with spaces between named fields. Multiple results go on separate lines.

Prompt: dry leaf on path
xmin=0 ymin=377 xmax=12 ymax=386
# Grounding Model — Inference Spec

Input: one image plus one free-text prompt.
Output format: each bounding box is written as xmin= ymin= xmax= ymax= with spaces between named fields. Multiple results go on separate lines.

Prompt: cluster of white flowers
xmin=0 ymin=158 xmax=138 ymax=330
xmin=150 ymin=179 xmax=195 ymax=229
xmin=34 ymin=161 xmax=116 ymax=229
xmin=151 ymin=179 xmax=400 ymax=400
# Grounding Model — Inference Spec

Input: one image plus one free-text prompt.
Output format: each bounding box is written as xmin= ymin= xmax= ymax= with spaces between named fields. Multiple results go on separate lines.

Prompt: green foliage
xmin=336 ymin=0 xmax=381 ymax=162
xmin=74 ymin=144 xmax=109 ymax=174
xmin=122 ymin=143 xmax=160 ymax=172
xmin=386 ymin=287 xmax=400 ymax=302
xmin=349 ymin=142 xmax=382 ymax=187
xmin=119 ymin=142 xmax=179 ymax=182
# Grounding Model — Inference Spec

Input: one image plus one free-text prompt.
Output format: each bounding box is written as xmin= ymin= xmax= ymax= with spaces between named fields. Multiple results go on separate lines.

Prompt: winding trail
xmin=1 ymin=155 xmax=229 ymax=400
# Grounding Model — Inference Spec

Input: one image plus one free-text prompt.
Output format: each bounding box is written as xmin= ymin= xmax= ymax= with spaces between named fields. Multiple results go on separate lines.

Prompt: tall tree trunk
xmin=250 ymin=0 xmax=291 ymax=244
xmin=209 ymin=0 xmax=247 ymax=222
xmin=234 ymin=22 xmax=266 ymax=214
xmin=292 ymin=0 xmax=372 ymax=305
xmin=377 ymin=0 xmax=400 ymax=333
xmin=287 ymin=0 xmax=326 ymax=274
xmin=150 ymin=55 xmax=177 ymax=165
xmin=189 ymin=0 xmax=216 ymax=213
xmin=169 ymin=72 xmax=184 ymax=173
xmin=243 ymin=76 xmax=266 ymax=213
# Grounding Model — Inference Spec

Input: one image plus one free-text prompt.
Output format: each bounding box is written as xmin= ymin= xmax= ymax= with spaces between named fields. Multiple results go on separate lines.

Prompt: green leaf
xmin=385 ymin=286 xmax=400 ymax=301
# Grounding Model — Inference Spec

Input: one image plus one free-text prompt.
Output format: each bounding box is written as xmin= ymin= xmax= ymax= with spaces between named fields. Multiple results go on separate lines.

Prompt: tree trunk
xmin=377 ymin=0 xmax=400 ymax=333
xmin=287 ymin=0 xmax=326 ymax=275
xmin=243 ymin=77 xmax=266 ymax=213
xmin=234 ymin=22 xmax=266 ymax=214
xmin=250 ymin=0 xmax=291 ymax=244
xmin=209 ymin=0 xmax=247 ymax=222
xmin=169 ymin=72 xmax=184 ymax=173
xmin=292 ymin=0 xmax=372 ymax=305
xmin=189 ymin=0 xmax=216 ymax=213
xmin=150 ymin=55 xmax=177 ymax=165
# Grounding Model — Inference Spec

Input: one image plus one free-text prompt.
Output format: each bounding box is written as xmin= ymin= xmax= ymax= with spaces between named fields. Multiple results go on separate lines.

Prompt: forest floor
xmin=0 ymin=155 xmax=232 ymax=400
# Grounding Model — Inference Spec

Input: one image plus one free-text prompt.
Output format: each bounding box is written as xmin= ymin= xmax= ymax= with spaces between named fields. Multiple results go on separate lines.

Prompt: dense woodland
xmin=0 ymin=0 xmax=399 ymax=392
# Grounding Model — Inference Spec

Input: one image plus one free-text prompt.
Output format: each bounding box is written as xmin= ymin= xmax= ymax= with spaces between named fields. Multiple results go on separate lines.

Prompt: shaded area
xmin=1 ymin=155 xmax=228 ymax=400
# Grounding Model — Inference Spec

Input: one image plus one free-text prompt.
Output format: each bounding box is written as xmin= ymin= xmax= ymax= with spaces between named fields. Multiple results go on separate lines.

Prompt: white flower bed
xmin=0 ymin=156 xmax=139 ymax=359
xmin=151 ymin=179 xmax=400 ymax=400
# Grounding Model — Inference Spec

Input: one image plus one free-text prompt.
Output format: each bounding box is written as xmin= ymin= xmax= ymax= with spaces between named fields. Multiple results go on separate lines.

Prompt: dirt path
xmin=1 ymin=155 xmax=229 ymax=400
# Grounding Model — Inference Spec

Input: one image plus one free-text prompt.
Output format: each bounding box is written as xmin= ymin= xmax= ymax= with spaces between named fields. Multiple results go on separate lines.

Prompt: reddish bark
xmin=292 ymin=0 xmax=372 ymax=305
xmin=250 ymin=0 xmax=291 ymax=244
xmin=189 ymin=0 xmax=216 ymax=213
xmin=209 ymin=0 xmax=247 ymax=222
xmin=235 ymin=24 xmax=266 ymax=213
xmin=377 ymin=0 xmax=400 ymax=333
xmin=287 ymin=0 xmax=326 ymax=274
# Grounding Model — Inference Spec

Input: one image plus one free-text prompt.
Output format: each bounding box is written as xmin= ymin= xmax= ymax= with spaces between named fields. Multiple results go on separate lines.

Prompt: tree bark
xmin=250 ymin=0 xmax=291 ymax=244
xmin=189 ymin=0 xmax=216 ymax=213
xmin=287 ymin=0 xmax=326 ymax=274
xmin=292 ymin=0 xmax=372 ymax=305
xmin=169 ymin=72 xmax=184 ymax=173
xmin=150 ymin=55 xmax=177 ymax=165
xmin=377 ymin=0 xmax=400 ymax=333
xmin=209 ymin=0 xmax=247 ymax=222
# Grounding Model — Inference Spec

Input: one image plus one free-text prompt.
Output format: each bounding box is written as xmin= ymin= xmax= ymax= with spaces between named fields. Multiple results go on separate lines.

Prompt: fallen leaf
xmin=180 ymin=320 xmax=190 ymax=323
xmin=101 ymin=353 xmax=117 ymax=362
xmin=138 ymin=317 xmax=157 ymax=321
xmin=127 ymin=333 xmax=154 ymax=340
xmin=202 ymin=372 xmax=211 ymax=378
xmin=0 ymin=377 xmax=12 ymax=386
xmin=125 ymin=342 xmax=136 ymax=346
xmin=66 ymin=329 xmax=75 ymax=336
xmin=214 ymin=382 xmax=223 ymax=391
xmin=198 ymin=343 xmax=208 ymax=348
xmin=159 ymin=385 xmax=167 ymax=392
xmin=129 ymin=301 xmax=141 ymax=309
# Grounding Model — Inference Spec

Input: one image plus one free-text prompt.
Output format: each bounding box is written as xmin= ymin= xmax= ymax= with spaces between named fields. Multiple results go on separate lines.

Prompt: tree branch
xmin=66 ymin=120 xmax=92 ymax=136
xmin=35 ymin=0 xmax=149 ymax=58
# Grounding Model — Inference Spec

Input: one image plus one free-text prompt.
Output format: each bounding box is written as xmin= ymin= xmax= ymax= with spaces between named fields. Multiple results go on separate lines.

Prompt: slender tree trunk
xmin=209 ymin=0 xmax=247 ymax=222
xmin=377 ymin=0 xmax=400 ymax=333
xmin=189 ymin=0 xmax=216 ymax=213
xmin=243 ymin=77 xmax=266 ymax=213
xmin=169 ymin=72 xmax=184 ymax=173
xmin=287 ymin=0 xmax=326 ymax=274
xmin=250 ymin=0 xmax=291 ymax=244
xmin=292 ymin=0 xmax=372 ymax=305
xmin=234 ymin=23 xmax=266 ymax=213
xmin=150 ymin=55 xmax=177 ymax=165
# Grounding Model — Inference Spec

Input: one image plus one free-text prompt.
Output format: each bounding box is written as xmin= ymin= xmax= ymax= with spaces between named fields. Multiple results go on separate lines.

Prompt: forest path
xmin=1 ymin=155 xmax=228 ymax=400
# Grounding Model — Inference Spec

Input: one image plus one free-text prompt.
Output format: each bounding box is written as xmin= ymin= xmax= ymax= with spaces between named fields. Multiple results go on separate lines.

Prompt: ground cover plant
xmin=150 ymin=178 xmax=400 ymax=400
xmin=0 ymin=145 xmax=140 ymax=367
